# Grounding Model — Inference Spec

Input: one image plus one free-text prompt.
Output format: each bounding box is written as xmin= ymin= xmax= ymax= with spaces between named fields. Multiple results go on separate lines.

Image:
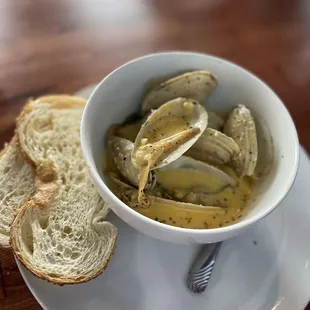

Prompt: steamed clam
xmin=185 ymin=128 xmax=240 ymax=165
xmin=159 ymin=156 xmax=236 ymax=189
xmin=141 ymin=71 xmax=217 ymax=114
xmin=157 ymin=156 xmax=239 ymax=207
xmin=132 ymin=97 xmax=208 ymax=201
xmin=224 ymin=104 xmax=258 ymax=177
xmin=109 ymin=176 xmax=224 ymax=213
xmin=108 ymin=136 xmax=156 ymax=189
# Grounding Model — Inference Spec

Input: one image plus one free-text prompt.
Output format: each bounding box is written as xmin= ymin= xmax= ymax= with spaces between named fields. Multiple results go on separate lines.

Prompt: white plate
xmin=17 ymin=86 xmax=310 ymax=310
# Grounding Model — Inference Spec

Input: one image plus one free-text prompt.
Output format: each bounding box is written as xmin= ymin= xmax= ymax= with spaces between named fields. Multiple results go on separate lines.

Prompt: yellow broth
xmin=104 ymin=147 xmax=252 ymax=229
xmin=105 ymin=117 xmax=253 ymax=229
xmin=135 ymin=200 xmax=241 ymax=229
xmin=130 ymin=197 xmax=227 ymax=229
xmin=150 ymin=167 xmax=251 ymax=228
xmin=143 ymin=116 xmax=190 ymax=142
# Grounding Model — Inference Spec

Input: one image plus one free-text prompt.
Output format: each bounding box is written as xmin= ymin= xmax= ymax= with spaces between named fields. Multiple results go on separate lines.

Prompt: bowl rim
xmin=81 ymin=51 xmax=299 ymax=236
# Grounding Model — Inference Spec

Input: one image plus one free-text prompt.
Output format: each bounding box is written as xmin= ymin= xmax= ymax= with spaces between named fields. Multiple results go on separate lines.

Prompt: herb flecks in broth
xmin=104 ymin=70 xmax=264 ymax=229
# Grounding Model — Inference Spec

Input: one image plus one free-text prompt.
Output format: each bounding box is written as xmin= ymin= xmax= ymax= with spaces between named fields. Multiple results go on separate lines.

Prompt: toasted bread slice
xmin=10 ymin=96 xmax=117 ymax=285
xmin=0 ymin=137 xmax=35 ymax=248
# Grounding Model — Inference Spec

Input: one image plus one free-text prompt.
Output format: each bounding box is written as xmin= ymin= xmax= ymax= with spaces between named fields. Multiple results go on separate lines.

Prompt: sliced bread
xmin=0 ymin=137 xmax=35 ymax=248
xmin=10 ymin=95 xmax=117 ymax=285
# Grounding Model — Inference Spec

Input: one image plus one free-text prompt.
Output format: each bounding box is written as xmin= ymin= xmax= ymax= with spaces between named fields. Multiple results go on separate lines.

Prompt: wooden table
xmin=0 ymin=1 xmax=309 ymax=309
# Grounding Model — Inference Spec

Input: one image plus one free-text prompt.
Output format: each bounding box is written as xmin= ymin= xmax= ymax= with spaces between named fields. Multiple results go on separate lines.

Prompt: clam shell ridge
xmin=141 ymin=70 xmax=217 ymax=114
xmin=186 ymin=128 xmax=240 ymax=166
xmin=223 ymin=104 xmax=258 ymax=177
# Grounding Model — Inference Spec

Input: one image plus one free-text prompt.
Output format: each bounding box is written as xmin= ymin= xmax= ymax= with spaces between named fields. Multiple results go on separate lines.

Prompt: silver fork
xmin=187 ymin=242 xmax=222 ymax=293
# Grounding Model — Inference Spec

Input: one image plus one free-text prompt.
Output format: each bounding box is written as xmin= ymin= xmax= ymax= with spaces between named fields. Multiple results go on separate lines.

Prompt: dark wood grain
xmin=0 ymin=0 xmax=309 ymax=309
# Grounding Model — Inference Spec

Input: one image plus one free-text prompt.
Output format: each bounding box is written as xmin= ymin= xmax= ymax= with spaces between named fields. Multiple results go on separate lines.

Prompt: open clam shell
xmin=223 ymin=104 xmax=258 ymax=177
xmin=109 ymin=176 xmax=224 ymax=214
xmin=133 ymin=98 xmax=208 ymax=200
xmin=141 ymin=71 xmax=217 ymax=114
xmin=157 ymin=156 xmax=237 ymax=206
xmin=159 ymin=155 xmax=236 ymax=188
xmin=108 ymin=136 xmax=156 ymax=190
xmin=186 ymin=128 xmax=240 ymax=165
xmin=133 ymin=97 xmax=208 ymax=171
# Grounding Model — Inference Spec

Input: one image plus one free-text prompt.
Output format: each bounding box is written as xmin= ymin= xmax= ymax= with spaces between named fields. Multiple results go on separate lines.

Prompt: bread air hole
xmin=21 ymin=220 xmax=34 ymax=255
xmin=63 ymin=248 xmax=72 ymax=258
xmin=38 ymin=215 xmax=49 ymax=230
xmin=47 ymin=255 xmax=55 ymax=264
xmin=63 ymin=226 xmax=72 ymax=234
xmin=97 ymin=217 xmax=105 ymax=223
xmin=47 ymin=227 xmax=52 ymax=237
xmin=71 ymin=252 xmax=80 ymax=260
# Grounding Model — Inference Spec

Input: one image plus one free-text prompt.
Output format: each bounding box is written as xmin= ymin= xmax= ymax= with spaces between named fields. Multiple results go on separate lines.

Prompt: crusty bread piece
xmin=0 ymin=137 xmax=35 ymax=248
xmin=0 ymin=96 xmax=80 ymax=248
xmin=10 ymin=96 xmax=117 ymax=285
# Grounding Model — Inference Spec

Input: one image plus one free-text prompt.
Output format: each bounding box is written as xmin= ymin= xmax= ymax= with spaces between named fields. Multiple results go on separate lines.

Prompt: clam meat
xmin=156 ymin=156 xmax=246 ymax=207
xmin=132 ymin=97 xmax=208 ymax=201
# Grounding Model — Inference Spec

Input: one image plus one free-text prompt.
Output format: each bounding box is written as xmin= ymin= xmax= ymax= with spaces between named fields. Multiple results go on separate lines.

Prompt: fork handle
xmin=187 ymin=242 xmax=222 ymax=293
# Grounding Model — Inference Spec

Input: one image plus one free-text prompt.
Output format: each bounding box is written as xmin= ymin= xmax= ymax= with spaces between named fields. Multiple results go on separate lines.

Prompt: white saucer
xmin=16 ymin=86 xmax=310 ymax=310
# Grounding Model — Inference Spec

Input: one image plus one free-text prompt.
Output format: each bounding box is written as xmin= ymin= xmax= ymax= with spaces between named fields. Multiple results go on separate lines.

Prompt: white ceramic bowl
xmin=81 ymin=52 xmax=299 ymax=244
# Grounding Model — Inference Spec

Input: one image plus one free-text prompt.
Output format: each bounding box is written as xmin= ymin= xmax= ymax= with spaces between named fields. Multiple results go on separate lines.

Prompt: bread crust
xmin=0 ymin=137 xmax=15 ymax=249
xmin=10 ymin=95 xmax=117 ymax=285
xmin=0 ymin=135 xmax=17 ymax=158
xmin=11 ymin=203 xmax=117 ymax=285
